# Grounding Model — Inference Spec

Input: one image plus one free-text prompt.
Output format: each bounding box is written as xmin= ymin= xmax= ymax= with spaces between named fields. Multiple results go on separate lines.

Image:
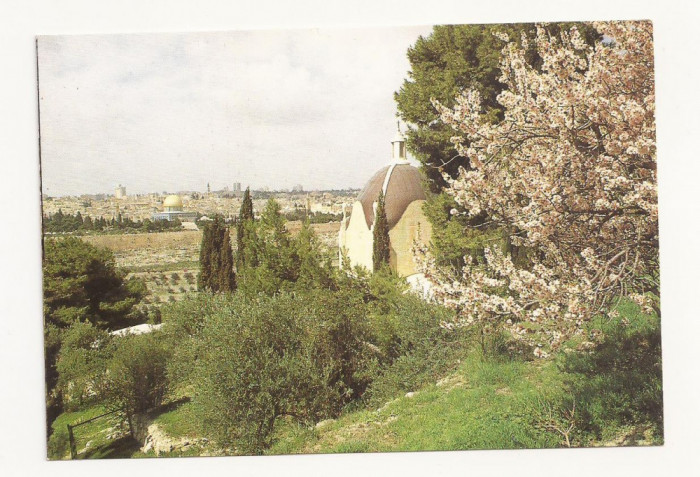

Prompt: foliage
xmin=397 ymin=23 xmax=598 ymax=280
xmin=558 ymin=300 xmax=663 ymax=443
xmin=422 ymin=192 xmax=505 ymax=274
xmin=160 ymin=294 xmax=228 ymax=390
xmin=236 ymin=199 xmax=294 ymax=294
xmin=56 ymin=322 xmax=112 ymax=409
xmin=43 ymin=237 xmax=146 ymax=431
xmin=423 ymin=21 xmax=658 ymax=352
xmin=364 ymin=292 xmax=467 ymax=406
xmin=283 ymin=209 xmax=343 ymax=224
xmin=43 ymin=237 xmax=146 ymax=330
xmin=395 ymin=22 xmax=600 ymax=192
xmin=55 ymin=326 xmax=171 ymax=418
xmin=372 ymin=190 xmax=391 ymax=272
xmin=101 ymin=332 xmax=172 ymax=414
xmin=237 ymin=199 xmax=337 ymax=295
xmin=268 ymin=350 xmax=565 ymax=455
xmin=197 ymin=215 xmax=236 ymax=293
xmin=43 ymin=209 xmax=182 ymax=235
xmin=295 ymin=219 xmax=337 ymax=290
xmin=236 ymin=187 xmax=254 ymax=266
xmin=185 ymin=290 xmax=375 ymax=454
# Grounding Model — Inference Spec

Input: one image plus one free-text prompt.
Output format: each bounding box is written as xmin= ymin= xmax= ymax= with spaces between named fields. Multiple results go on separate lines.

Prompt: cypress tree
xmin=236 ymin=187 xmax=254 ymax=266
xmin=241 ymin=187 xmax=254 ymax=220
xmin=372 ymin=190 xmax=391 ymax=271
xmin=218 ymin=226 xmax=236 ymax=292
xmin=198 ymin=215 xmax=236 ymax=292
xmin=198 ymin=221 xmax=213 ymax=291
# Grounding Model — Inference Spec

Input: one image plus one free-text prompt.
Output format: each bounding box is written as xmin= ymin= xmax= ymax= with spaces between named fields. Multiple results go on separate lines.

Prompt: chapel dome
xmin=356 ymin=163 xmax=426 ymax=229
xmin=163 ymin=194 xmax=183 ymax=209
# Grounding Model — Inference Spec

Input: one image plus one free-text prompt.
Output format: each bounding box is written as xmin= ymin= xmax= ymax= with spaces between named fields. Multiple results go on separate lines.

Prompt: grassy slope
xmin=267 ymin=354 xmax=565 ymax=455
xmin=49 ymin=300 xmax=661 ymax=458
xmin=48 ymin=406 xmax=140 ymax=459
xmin=49 ymin=347 xmax=658 ymax=458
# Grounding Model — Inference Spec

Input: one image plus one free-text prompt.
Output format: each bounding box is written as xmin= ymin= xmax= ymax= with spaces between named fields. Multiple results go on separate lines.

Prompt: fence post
xmin=67 ymin=424 xmax=76 ymax=460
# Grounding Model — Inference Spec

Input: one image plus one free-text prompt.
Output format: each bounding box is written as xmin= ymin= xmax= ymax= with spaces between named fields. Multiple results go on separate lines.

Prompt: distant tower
xmin=391 ymin=121 xmax=407 ymax=162
xmin=207 ymin=182 xmax=211 ymax=194
xmin=115 ymin=184 xmax=127 ymax=199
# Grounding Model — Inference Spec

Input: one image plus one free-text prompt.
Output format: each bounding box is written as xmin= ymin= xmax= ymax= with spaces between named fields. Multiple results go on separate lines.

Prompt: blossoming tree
xmin=424 ymin=21 xmax=658 ymax=355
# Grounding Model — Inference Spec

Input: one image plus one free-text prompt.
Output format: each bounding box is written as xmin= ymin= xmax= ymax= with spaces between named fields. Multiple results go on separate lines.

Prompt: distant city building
xmin=292 ymin=184 xmax=304 ymax=193
xmin=152 ymin=194 xmax=198 ymax=222
xmin=310 ymin=202 xmax=340 ymax=214
xmin=338 ymin=127 xmax=432 ymax=278
xmin=233 ymin=182 xmax=242 ymax=192
xmin=115 ymin=184 xmax=127 ymax=199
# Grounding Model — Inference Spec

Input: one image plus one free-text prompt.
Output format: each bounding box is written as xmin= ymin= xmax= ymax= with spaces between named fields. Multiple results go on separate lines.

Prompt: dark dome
xmin=356 ymin=163 xmax=426 ymax=229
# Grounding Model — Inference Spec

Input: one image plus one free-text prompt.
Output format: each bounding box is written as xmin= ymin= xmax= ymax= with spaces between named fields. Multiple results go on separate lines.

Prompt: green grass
xmin=48 ymin=405 xmax=139 ymax=460
xmin=555 ymin=299 xmax=664 ymax=445
xmin=81 ymin=436 xmax=141 ymax=459
xmin=152 ymin=399 xmax=200 ymax=438
xmin=266 ymin=352 xmax=565 ymax=455
xmin=49 ymin=400 xmax=202 ymax=460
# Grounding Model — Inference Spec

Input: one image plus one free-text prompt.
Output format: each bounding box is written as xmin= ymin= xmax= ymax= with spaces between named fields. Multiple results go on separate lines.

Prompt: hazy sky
xmin=37 ymin=26 xmax=433 ymax=196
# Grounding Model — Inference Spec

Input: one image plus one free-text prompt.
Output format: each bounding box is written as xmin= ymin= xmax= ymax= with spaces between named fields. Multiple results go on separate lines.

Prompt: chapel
xmin=338 ymin=128 xmax=432 ymax=279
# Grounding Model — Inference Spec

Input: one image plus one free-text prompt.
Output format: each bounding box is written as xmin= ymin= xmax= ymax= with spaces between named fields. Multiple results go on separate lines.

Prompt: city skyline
xmin=42 ymin=182 xmax=362 ymax=199
xmin=37 ymin=26 xmax=430 ymax=197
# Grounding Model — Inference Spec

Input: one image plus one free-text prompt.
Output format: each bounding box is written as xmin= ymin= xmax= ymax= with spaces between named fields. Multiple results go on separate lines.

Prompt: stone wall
xmin=340 ymin=199 xmax=431 ymax=277
xmin=388 ymin=200 xmax=431 ymax=277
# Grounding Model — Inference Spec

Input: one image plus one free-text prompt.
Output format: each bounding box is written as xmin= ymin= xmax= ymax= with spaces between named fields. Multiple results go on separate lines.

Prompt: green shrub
xmin=47 ymin=424 xmax=70 ymax=459
xmin=56 ymin=322 xmax=112 ymax=410
xmin=363 ymin=289 xmax=468 ymax=406
xmin=147 ymin=307 xmax=162 ymax=324
xmin=161 ymin=294 xmax=226 ymax=390
xmin=102 ymin=332 xmax=171 ymax=414
xmin=173 ymin=290 xmax=375 ymax=454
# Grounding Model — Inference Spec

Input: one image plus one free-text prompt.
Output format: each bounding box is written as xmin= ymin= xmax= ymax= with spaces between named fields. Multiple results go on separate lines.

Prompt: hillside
xmin=50 ymin=326 xmax=661 ymax=460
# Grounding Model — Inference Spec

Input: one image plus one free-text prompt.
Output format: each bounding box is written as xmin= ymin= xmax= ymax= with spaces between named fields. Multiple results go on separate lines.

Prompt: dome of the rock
xmin=163 ymin=194 xmax=183 ymax=211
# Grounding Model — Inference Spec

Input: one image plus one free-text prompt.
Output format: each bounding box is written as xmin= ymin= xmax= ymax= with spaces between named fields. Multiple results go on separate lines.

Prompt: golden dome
xmin=163 ymin=194 xmax=183 ymax=209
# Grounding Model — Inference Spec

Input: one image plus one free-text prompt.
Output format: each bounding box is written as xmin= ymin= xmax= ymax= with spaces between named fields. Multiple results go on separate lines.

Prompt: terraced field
xmin=82 ymin=230 xmax=202 ymax=271
xmin=80 ymin=222 xmax=342 ymax=304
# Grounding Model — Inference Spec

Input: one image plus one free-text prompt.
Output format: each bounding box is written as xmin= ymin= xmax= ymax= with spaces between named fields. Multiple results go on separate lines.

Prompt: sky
xmin=37 ymin=26 xmax=433 ymax=196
